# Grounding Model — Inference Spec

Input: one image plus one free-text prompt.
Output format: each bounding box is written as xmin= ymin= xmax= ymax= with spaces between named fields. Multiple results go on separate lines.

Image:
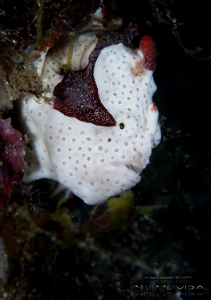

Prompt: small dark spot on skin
xmin=119 ymin=123 xmax=125 ymax=130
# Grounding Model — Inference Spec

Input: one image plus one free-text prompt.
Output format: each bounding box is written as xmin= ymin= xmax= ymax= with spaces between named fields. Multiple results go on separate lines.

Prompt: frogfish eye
xmin=119 ymin=123 xmax=125 ymax=130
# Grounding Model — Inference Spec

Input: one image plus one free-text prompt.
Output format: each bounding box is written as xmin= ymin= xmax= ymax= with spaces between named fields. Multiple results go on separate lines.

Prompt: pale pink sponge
xmin=21 ymin=11 xmax=161 ymax=205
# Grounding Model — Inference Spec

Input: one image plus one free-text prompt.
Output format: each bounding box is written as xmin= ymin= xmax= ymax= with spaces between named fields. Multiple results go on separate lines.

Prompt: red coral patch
xmin=0 ymin=120 xmax=26 ymax=210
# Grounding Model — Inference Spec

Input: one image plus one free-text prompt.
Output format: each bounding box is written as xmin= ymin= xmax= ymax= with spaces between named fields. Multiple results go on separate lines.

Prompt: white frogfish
xmin=21 ymin=15 xmax=161 ymax=205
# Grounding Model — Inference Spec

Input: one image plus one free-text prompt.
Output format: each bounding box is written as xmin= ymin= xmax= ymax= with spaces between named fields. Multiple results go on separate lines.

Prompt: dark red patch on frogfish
xmin=53 ymin=24 xmax=141 ymax=126
xmin=53 ymin=68 xmax=116 ymax=127
xmin=138 ymin=35 xmax=156 ymax=71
